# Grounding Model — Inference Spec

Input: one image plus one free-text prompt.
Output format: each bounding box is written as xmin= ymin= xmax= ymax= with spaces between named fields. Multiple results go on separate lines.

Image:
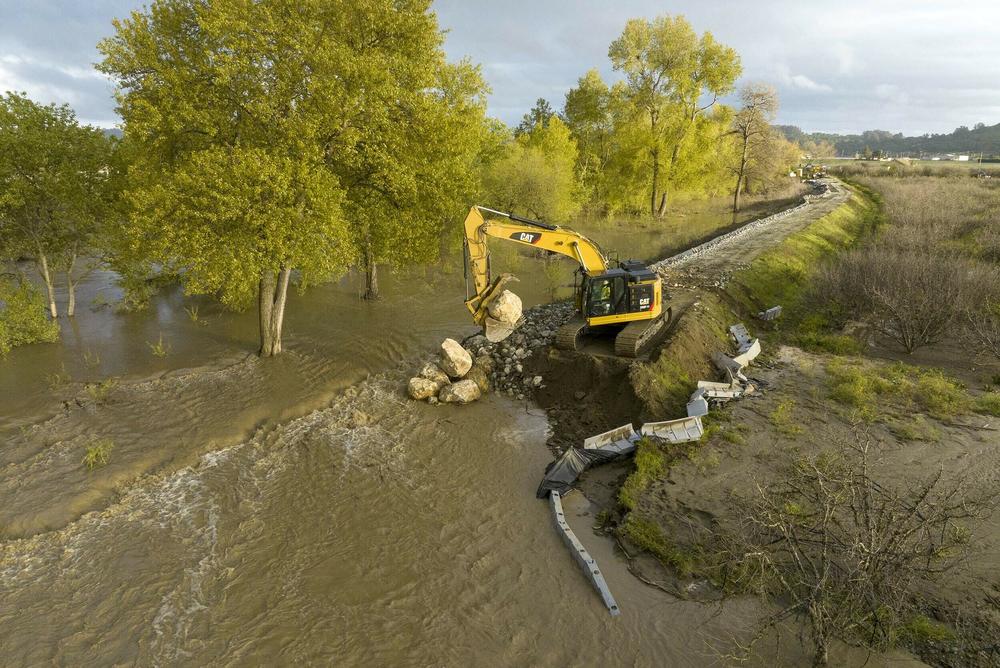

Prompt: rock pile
xmin=474 ymin=301 xmax=575 ymax=399
xmin=406 ymin=301 xmax=576 ymax=406
xmin=407 ymin=338 xmax=491 ymax=405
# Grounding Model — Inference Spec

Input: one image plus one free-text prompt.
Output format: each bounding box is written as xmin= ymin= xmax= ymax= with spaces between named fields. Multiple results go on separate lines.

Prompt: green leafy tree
xmin=516 ymin=97 xmax=555 ymax=136
xmin=564 ymin=70 xmax=616 ymax=208
xmin=483 ymin=116 xmax=582 ymax=223
xmin=330 ymin=54 xmax=491 ymax=300
xmin=100 ymin=0 xmax=476 ymax=353
xmin=608 ymin=15 xmax=740 ymax=217
xmin=0 ymin=276 xmax=60 ymax=355
xmin=0 ymin=93 xmax=114 ymax=318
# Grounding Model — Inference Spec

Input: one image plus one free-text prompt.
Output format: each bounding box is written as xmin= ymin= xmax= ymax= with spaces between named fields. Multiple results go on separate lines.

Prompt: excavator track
xmin=555 ymin=318 xmax=587 ymax=351
xmin=613 ymin=307 xmax=672 ymax=358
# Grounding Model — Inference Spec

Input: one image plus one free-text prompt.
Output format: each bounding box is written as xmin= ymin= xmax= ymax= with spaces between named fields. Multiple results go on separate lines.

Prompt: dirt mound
xmin=529 ymin=349 xmax=640 ymax=455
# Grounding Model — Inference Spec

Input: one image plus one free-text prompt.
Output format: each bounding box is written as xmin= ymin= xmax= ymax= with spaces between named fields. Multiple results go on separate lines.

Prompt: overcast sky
xmin=1 ymin=0 xmax=998 ymax=135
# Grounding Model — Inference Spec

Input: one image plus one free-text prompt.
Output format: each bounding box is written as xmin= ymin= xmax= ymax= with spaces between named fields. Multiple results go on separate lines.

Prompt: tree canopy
xmin=99 ymin=0 xmax=487 ymax=352
xmin=0 ymin=92 xmax=114 ymax=318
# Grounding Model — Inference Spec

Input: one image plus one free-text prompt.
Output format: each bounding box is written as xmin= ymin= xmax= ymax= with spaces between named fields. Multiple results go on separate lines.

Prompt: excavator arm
xmin=463 ymin=206 xmax=608 ymax=338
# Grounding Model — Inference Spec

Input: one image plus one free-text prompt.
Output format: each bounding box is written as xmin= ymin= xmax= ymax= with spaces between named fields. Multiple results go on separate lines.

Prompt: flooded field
xmin=0 ymin=195 xmax=824 ymax=666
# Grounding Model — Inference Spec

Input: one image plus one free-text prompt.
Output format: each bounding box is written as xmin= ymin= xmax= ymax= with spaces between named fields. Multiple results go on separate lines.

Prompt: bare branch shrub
xmin=820 ymin=244 xmax=974 ymax=353
xmin=726 ymin=427 xmax=996 ymax=667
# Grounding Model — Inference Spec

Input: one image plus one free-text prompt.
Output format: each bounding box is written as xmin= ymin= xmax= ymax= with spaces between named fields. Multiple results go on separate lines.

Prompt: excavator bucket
xmin=484 ymin=314 xmax=524 ymax=343
xmin=467 ymin=273 xmax=522 ymax=343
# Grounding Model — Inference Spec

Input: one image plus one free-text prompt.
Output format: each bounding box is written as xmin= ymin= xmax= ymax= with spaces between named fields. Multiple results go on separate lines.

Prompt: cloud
xmin=773 ymin=64 xmax=833 ymax=93
xmin=874 ymin=84 xmax=910 ymax=106
xmin=2 ymin=0 xmax=1000 ymax=134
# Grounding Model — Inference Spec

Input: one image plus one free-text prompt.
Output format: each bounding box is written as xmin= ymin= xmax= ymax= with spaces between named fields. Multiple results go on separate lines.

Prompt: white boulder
xmin=439 ymin=338 xmax=473 ymax=378
xmin=487 ymin=290 xmax=523 ymax=325
xmin=408 ymin=377 xmax=440 ymax=401
xmin=439 ymin=379 xmax=482 ymax=404
xmin=418 ymin=362 xmax=451 ymax=386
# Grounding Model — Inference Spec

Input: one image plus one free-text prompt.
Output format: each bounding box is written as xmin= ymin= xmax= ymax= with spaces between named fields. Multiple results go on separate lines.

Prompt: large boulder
xmin=466 ymin=363 xmax=491 ymax=394
xmin=488 ymin=290 xmax=522 ymax=325
xmin=408 ymin=377 xmax=440 ymax=400
xmin=439 ymin=338 xmax=473 ymax=378
xmin=439 ymin=379 xmax=481 ymax=404
xmin=418 ymin=362 xmax=450 ymax=387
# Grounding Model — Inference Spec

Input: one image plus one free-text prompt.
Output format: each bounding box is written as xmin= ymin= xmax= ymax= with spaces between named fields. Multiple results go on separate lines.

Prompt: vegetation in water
xmin=0 ymin=277 xmax=60 ymax=355
xmin=82 ymin=439 xmax=114 ymax=471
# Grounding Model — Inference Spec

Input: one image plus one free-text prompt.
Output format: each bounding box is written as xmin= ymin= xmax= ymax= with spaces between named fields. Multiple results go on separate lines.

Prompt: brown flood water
xmin=0 ymin=197 xmax=850 ymax=666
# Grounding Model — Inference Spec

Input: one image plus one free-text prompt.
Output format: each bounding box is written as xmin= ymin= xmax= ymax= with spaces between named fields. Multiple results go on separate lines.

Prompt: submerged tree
xmin=100 ymin=0 xmax=482 ymax=351
xmin=0 ymin=93 xmax=114 ymax=318
xmin=608 ymin=15 xmax=740 ymax=217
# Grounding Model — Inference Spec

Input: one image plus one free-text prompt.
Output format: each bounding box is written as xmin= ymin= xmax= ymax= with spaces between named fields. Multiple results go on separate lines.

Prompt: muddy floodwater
xmin=1 ymin=200 xmax=833 ymax=666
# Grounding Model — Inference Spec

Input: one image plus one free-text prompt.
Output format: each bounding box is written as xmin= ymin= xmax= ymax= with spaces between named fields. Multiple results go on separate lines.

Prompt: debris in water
xmin=549 ymin=491 xmax=620 ymax=616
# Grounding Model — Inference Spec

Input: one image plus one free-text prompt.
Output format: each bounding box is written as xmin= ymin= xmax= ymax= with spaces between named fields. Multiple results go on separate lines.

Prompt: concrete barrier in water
xmin=549 ymin=491 xmax=620 ymax=616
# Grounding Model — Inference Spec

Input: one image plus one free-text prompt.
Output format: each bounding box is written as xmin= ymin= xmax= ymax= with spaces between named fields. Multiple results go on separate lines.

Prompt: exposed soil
xmin=523 ymin=179 xmax=1000 ymax=666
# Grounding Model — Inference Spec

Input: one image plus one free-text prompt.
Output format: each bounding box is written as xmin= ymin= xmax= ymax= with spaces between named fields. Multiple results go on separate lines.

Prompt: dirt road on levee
xmin=654 ymin=178 xmax=849 ymax=290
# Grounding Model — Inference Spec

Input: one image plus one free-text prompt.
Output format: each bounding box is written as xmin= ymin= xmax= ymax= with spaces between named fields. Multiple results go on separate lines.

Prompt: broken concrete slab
xmin=583 ymin=423 xmax=638 ymax=450
xmin=686 ymin=394 xmax=709 ymax=417
xmin=732 ymin=338 xmax=761 ymax=367
xmin=641 ymin=416 xmax=704 ymax=442
xmin=729 ymin=323 xmax=752 ymax=350
xmin=550 ymin=491 xmax=620 ymax=616
xmin=758 ymin=305 xmax=782 ymax=321
xmin=712 ymin=351 xmax=744 ymax=377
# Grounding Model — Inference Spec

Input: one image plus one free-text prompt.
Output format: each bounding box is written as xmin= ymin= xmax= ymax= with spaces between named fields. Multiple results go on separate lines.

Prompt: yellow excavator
xmin=462 ymin=205 xmax=671 ymax=357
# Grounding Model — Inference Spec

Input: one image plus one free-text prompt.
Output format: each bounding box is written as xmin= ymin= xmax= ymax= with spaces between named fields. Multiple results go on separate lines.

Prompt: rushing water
xmin=0 ymin=198 xmax=861 ymax=666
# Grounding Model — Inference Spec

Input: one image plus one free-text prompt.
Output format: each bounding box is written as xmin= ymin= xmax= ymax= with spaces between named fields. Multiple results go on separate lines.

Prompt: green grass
xmin=618 ymin=438 xmax=665 ymax=510
xmin=896 ymin=615 xmax=955 ymax=644
xmin=731 ymin=189 xmax=881 ymax=317
xmin=826 ymin=359 xmax=975 ymax=420
xmin=975 ymin=392 xmax=1000 ymax=416
xmin=769 ymin=399 xmax=804 ymax=436
xmin=82 ymin=439 xmax=114 ymax=470
xmin=147 ymin=333 xmax=170 ymax=357
xmin=620 ymin=514 xmax=698 ymax=577
xmin=726 ymin=186 xmax=882 ymax=353
xmin=630 ymin=357 xmax=695 ymax=417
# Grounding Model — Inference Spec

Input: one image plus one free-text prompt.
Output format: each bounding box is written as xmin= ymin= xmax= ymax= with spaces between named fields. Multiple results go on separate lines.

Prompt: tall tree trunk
xmin=362 ymin=238 xmax=379 ymax=300
xmin=258 ymin=267 xmax=292 ymax=357
xmin=66 ymin=254 xmax=77 ymax=317
xmin=650 ymin=147 xmax=660 ymax=218
xmin=733 ymin=139 xmax=750 ymax=213
xmin=36 ymin=250 xmax=57 ymax=318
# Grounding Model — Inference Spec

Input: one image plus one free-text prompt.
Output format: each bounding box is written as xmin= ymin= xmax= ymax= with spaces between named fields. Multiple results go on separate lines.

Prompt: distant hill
xmin=101 ymin=128 xmax=123 ymax=139
xmin=777 ymin=122 xmax=1000 ymax=159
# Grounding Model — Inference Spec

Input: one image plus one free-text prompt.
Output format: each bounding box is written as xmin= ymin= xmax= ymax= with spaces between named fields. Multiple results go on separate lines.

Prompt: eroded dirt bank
xmin=519 ymin=181 xmax=1000 ymax=667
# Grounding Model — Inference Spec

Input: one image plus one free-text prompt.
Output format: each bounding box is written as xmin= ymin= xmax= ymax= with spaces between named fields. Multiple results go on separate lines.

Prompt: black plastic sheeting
xmin=535 ymin=445 xmax=631 ymax=498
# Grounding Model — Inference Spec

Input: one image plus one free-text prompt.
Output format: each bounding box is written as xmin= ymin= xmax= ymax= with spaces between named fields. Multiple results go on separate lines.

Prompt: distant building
xmin=957 ymin=155 xmax=970 ymax=161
